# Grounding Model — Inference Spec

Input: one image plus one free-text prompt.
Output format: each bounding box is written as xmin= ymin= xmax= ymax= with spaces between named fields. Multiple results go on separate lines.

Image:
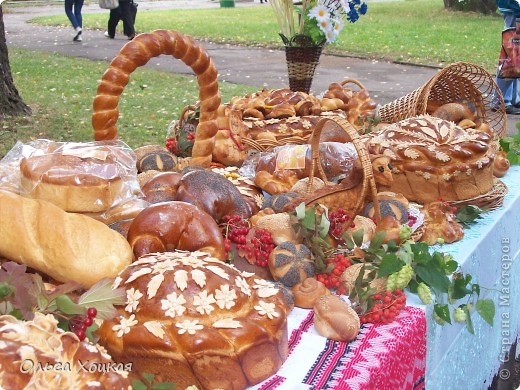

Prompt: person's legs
xmin=64 ymin=0 xmax=79 ymax=29
xmin=74 ymin=0 xmax=84 ymax=28
xmin=119 ymin=2 xmax=135 ymax=39
xmin=497 ymin=12 xmax=520 ymax=111
xmin=107 ymin=8 xmax=122 ymax=38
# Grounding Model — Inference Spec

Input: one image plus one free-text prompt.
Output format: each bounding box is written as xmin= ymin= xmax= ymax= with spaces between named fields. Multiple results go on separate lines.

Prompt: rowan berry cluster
xmin=328 ymin=209 xmax=351 ymax=239
xmin=359 ymin=290 xmax=406 ymax=324
xmin=68 ymin=307 xmax=97 ymax=341
xmin=314 ymin=253 xmax=351 ymax=294
xmin=221 ymin=215 xmax=274 ymax=267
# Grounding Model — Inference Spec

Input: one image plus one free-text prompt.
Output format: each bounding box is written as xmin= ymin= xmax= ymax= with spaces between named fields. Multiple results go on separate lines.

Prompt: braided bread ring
xmin=92 ymin=30 xmax=221 ymax=167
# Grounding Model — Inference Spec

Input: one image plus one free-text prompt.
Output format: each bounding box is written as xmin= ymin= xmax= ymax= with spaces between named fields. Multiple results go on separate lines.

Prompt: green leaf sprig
xmin=0 ymin=261 xmax=125 ymax=341
xmin=290 ymin=202 xmax=335 ymax=273
xmin=343 ymin=230 xmax=495 ymax=334
xmin=131 ymin=372 xmax=178 ymax=390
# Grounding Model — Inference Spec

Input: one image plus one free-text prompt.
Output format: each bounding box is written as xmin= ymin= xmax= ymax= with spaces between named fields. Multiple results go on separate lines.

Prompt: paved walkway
xmin=3 ymin=0 xmax=518 ymax=135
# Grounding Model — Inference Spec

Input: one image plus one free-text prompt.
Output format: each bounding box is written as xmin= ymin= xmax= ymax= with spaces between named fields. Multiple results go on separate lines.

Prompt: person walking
xmin=496 ymin=0 xmax=520 ymax=114
xmin=64 ymin=0 xmax=84 ymax=42
xmin=104 ymin=0 xmax=136 ymax=40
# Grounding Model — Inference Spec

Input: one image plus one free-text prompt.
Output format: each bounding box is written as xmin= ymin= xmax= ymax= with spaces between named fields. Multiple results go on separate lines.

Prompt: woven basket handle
xmin=307 ymin=115 xmax=381 ymax=223
xmin=92 ymin=30 xmax=221 ymax=167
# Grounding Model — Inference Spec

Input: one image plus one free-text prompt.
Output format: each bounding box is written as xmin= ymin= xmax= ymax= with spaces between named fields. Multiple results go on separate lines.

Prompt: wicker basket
xmin=378 ymin=62 xmax=507 ymax=138
xmin=297 ymin=115 xmax=382 ymax=223
xmin=447 ymin=179 xmax=508 ymax=211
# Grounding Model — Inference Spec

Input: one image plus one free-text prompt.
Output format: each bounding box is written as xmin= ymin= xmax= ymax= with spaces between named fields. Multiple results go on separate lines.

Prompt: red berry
xmin=83 ymin=317 xmax=94 ymax=327
xmin=76 ymin=329 xmax=86 ymax=341
xmin=87 ymin=307 xmax=97 ymax=318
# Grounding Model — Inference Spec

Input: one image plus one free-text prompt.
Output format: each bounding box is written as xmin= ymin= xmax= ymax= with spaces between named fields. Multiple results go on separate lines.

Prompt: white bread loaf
xmin=0 ymin=190 xmax=133 ymax=287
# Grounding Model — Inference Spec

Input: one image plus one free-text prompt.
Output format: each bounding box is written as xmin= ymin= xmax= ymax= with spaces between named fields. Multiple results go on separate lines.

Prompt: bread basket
xmin=378 ymin=62 xmax=507 ymax=138
xmin=294 ymin=115 xmax=382 ymax=223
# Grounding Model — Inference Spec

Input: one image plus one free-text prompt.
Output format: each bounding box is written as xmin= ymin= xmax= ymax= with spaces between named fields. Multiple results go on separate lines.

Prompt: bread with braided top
xmin=92 ymin=30 xmax=221 ymax=167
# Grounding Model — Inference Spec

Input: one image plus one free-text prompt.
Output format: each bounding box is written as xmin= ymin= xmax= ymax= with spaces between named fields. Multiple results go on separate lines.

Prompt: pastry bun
xmin=313 ymin=295 xmax=360 ymax=342
xmin=292 ymin=278 xmax=330 ymax=309
xmin=126 ymin=201 xmax=226 ymax=260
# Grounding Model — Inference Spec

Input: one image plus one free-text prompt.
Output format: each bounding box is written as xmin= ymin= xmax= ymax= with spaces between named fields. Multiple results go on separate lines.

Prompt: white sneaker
xmin=74 ymin=35 xmax=83 ymax=42
xmin=73 ymin=27 xmax=82 ymax=41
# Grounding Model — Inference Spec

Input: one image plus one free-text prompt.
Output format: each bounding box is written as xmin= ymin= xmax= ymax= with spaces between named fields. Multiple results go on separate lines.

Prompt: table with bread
xmin=0 ymin=30 xmax=518 ymax=390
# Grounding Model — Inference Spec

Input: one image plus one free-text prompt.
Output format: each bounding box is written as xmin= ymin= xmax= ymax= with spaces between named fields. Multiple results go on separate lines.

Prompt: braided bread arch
xmin=92 ymin=30 xmax=221 ymax=167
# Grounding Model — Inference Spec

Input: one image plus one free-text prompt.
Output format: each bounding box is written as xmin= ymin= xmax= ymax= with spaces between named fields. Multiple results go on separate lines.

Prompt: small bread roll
xmin=343 ymin=215 xmax=376 ymax=244
xmin=268 ymin=242 xmax=315 ymax=287
xmin=141 ymin=171 xmax=183 ymax=204
xmin=84 ymin=197 xmax=149 ymax=225
xmin=253 ymin=212 xmax=299 ymax=246
xmin=292 ymin=278 xmax=330 ymax=309
xmin=493 ymin=150 xmax=510 ymax=178
xmin=290 ymin=177 xmax=325 ymax=196
xmin=313 ymin=295 xmax=360 ymax=342
xmin=375 ymin=215 xmax=403 ymax=244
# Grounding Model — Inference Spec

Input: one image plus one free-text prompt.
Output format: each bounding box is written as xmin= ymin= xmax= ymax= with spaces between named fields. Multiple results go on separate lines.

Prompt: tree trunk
xmin=0 ymin=6 xmax=31 ymax=119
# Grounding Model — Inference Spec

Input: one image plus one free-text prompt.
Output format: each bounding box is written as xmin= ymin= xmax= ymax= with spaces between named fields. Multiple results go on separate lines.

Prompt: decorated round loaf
xmin=367 ymin=115 xmax=496 ymax=203
xmin=0 ymin=313 xmax=131 ymax=389
xmin=97 ymin=251 xmax=289 ymax=390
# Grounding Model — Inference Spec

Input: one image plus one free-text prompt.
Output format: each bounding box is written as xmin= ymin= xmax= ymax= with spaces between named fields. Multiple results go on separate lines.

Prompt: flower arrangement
xmin=270 ymin=0 xmax=368 ymax=46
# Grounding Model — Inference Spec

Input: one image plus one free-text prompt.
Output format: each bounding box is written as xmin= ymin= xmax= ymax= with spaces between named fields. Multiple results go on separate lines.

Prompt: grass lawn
xmin=1 ymin=49 xmax=256 ymax=158
xmin=33 ymin=0 xmax=504 ymax=71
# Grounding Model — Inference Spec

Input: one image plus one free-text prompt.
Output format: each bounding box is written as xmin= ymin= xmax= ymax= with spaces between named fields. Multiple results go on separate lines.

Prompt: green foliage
xmin=0 ymin=261 xmax=125 ymax=341
xmin=132 ymin=373 xmax=177 ymax=390
xmin=500 ymin=127 xmax=520 ymax=165
xmin=455 ymin=205 xmax=484 ymax=228
xmin=291 ymin=203 xmax=334 ymax=273
xmin=344 ymin=230 xmax=495 ymax=334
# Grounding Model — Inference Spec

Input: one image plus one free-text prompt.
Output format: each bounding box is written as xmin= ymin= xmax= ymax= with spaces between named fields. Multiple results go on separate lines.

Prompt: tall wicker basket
xmin=297 ymin=115 xmax=382 ymax=223
xmin=378 ymin=62 xmax=507 ymax=138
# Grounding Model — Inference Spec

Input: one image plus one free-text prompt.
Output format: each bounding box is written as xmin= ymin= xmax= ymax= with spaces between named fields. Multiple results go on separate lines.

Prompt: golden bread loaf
xmin=0 ymin=313 xmax=131 ymax=389
xmin=19 ymin=143 xmax=136 ymax=213
xmin=0 ymin=190 xmax=133 ymax=287
xmin=367 ymin=115 xmax=496 ymax=203
xmin=313 ymin=295 xmax=360 ymax=342
xmin=97 ymin=251 xmax=289 ymax=390
xmin=126 ymin=201 xmax=226 ymax=260
xmin=92 ymin=30 xmax=221 ymax=167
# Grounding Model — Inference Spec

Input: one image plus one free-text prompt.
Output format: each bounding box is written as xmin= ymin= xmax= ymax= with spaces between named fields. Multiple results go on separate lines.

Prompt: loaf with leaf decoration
xmin=0 ymin=313 xmax=131 ymax=389
xmin=97 ymin=251 xmax=289 ymax=390
xmin=367 ymin=115 xmax=497 ymax=203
